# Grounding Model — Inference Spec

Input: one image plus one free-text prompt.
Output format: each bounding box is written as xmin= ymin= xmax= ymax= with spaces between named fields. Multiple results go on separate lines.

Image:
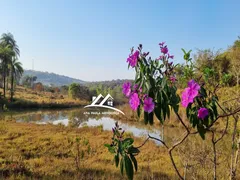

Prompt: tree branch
xmin=135 ymin=137 xmax=150 ymax=149
xmin=214 ymin=117 xmax=229 ymax=144
xmin=148 ymin=134 xmax=169 ymax=149
xmin=175 ymin=111 xmax=190 ymax=133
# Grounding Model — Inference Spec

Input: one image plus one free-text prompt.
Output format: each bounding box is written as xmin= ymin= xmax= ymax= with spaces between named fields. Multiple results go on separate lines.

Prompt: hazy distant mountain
xmin=22 ymin=70 xmax=85 ymax=86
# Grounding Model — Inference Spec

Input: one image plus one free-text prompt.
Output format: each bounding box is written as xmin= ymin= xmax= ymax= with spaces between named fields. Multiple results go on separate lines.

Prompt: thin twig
xmin=211 ymin=131 xmax=217 ymax=180
xmin=222 ymin=97 xmax=240 ymax=104
xmin=148 ymin=134 xmax=169 ymax=149
xmin=175 ymin=112 xmax=190 ymax=133
xmin=211 ymin=116 xmax=229 ymax=180
xmin=135 ymin=137 xmax=150 ymax=149
xmin=208 ymin=106 xmax=240 ymax=128
xmin=215 ymin=117 xmax=229 ymax=144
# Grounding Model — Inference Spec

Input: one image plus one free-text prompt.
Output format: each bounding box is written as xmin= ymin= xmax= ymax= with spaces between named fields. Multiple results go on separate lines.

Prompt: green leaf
xmin=186 ymin=105 xmax=191 ymax=119
xmin=123 ymin=138 xmax=134 ymax=146
xmin=149 ymin=76 xmax=155 ymax=88
xmin=166 ymin=105 xmax=170 ymax=119
xmin=115 ymin=154 xmax=119 ymax=167
xmin=148 ymin=112 xmax=154 ymax=125
xmin=154 ymin=104 xmax=163 ymax=124
xmin=181 ymin=48 xmax=186 ymax=54
xmin=162 ymin=103 xmax=167 ymax=121
xmin=105 ymin=144 xmax=115 ymax=154
xmin=144 ymin=111 xmax=149 ymax=124
xmin=120 ymin=158 xmax=124 ymax=175
xmin=197 ymin=125 xmax=206 ymax=140
xmin=200 ymin=86 xmax=207 ymax=97
xmin=104 ymin=144 xmax=111 ymax=148
xmin=162 ymin=91 xmax=169 ymax=121
xmin=124 ymin=155 xmax=134 ymax=180
xmin=128 ymin=146 xmax=140 ymax=155
xmin=137 ymin=106 xmax=141 ymax=118
xmin=192 ymin=114 xmax=198 ymax=128
xmin=212 ymin=102 xmax=218 ymax=118
xmin=130 ymin=154 xmax=138 ymax=171
xmin=173 ymin=104 xmax=179 ymax=114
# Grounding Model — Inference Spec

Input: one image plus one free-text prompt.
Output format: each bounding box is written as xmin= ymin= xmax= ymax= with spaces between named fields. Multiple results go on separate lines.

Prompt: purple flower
xmin=157 ymin=55 xmax=164 ymax=60
xmin=133 ymin=84 xmax=142 ymax=93
xmin=181 ymin=80 xmax=200 ymax=107
xmin=170 ymin=76 xmax=176 ymax=83
xmin=133 ymin=84 xmax=138 ymax=90
xmin=168 ymin=53 xmax=174 ymax=59
xmin=198 ymin=108 xmax=209 ymax=119
xmin=127 ymin=50 xmax=139 ymax=68
xmin=159 ymin=42 xmax=165 ymax=46
xmin=143 ymin=96 xmax=155 ymax=113
xmin=122 ymin=82 xmax=131 ymax=97
xmin=129 ymin=93 xmax=140 ymax=111
xmin=188 ymin=79 xmax=200 ymax=91
xmin=161 ymin=46 xmax=168 ymax=54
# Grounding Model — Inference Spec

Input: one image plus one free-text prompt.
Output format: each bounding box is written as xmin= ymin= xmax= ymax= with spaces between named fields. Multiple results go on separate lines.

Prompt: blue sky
xmin=0 ymin=0 xmax=239 ymax=81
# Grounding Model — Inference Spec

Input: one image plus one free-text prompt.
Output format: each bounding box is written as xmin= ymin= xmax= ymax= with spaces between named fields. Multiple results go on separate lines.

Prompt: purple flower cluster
xmin=170 ymin=76 xmax=176 ymax=83
xmin=168 ymin=53 xmax=174 ymax=59
xmin=181 ymin=80 xmax=209 ymax=119
xmin=159 ymin=42 xmax=169 ymax=55
xmin=143 ymin=97 xmax=155 ymax=113
xmin=129 ymin=93 xmax=140 ymax=111
xmin=122 ymin=82 xmax=131 ymax=97
xmin=197 ymin=108 xmax=209 ymax=119
xmin=181 ymin=80 xmax=200 ymax=107
xmin=122 ymin=82 xmax=155 ymax=113
xmin=127 ymin=50 xmax=139 ymax=68
xmin=157 ymin=42 xmax=175 ymax=63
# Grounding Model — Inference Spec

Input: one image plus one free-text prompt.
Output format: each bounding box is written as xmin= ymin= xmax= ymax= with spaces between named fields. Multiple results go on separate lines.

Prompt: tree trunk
xmin=10 ymin=69 xmax=14 ymax=101
xmin=6 ymin=76 xmax=8 ymax=90
xmin=3 ymin=64 xmax=6 ymax=98
xmin=230 ymin=117 xmax=238 ymax=179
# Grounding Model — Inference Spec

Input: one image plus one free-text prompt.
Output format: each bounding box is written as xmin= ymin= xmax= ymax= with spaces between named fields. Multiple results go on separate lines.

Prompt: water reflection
xmin=4 ymin=108 xmax=163 ymax=144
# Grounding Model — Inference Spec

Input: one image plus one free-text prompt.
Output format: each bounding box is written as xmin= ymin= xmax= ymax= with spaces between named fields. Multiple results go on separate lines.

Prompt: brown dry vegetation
xmin=0 ymin=118 xmax=239 ymax=179
xmin=1 ymin=86 xmax=88 ymax=109
xmin=0 ymin=86 xmax=239 ymax=179
xmin=0 ymin=121 xmax=177 ymax=180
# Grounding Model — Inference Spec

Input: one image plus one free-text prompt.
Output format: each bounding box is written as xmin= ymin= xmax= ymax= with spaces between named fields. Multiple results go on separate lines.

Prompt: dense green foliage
xmin=68 ymin=83 xmax=91 ymax=100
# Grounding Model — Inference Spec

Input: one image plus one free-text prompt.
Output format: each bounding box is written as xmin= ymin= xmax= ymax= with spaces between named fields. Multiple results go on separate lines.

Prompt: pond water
xmin=2 ymin=108 xmax=164 ymax=144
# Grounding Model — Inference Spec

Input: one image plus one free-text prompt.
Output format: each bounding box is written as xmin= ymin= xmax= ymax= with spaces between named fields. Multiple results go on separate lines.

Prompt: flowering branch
xmin=106 ymin=42 xmax=240 ymax=180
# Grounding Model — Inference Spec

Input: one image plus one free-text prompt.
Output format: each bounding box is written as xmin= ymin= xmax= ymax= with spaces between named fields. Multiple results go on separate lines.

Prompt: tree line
xmin=175 ymin=37 xmax=240 ymax=88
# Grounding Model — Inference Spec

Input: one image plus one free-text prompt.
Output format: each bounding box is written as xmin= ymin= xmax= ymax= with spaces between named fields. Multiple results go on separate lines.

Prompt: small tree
xmin=68 ymin=83 xmax=90 ymax=100
xmin=69 ymin=83 xmax=80 ymax=99
xmin=34 ymin=82 xmax=44 ymax=92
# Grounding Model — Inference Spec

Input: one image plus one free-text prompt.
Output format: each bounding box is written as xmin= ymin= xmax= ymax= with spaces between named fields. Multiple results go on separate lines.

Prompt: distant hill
xmin=22 ymin=70 xmax=85 ymax=86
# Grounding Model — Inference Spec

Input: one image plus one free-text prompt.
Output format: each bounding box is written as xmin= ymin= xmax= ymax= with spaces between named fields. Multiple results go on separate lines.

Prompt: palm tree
xmin=0 ymin=33 xmax=20 ymax=98
xmin=0 ymin=44 xmax=15 ymax=97
xmin=10 ymin=57 xmax=23 ymax=101
xmin=0 ymin=33 xmax=20 ymax=57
